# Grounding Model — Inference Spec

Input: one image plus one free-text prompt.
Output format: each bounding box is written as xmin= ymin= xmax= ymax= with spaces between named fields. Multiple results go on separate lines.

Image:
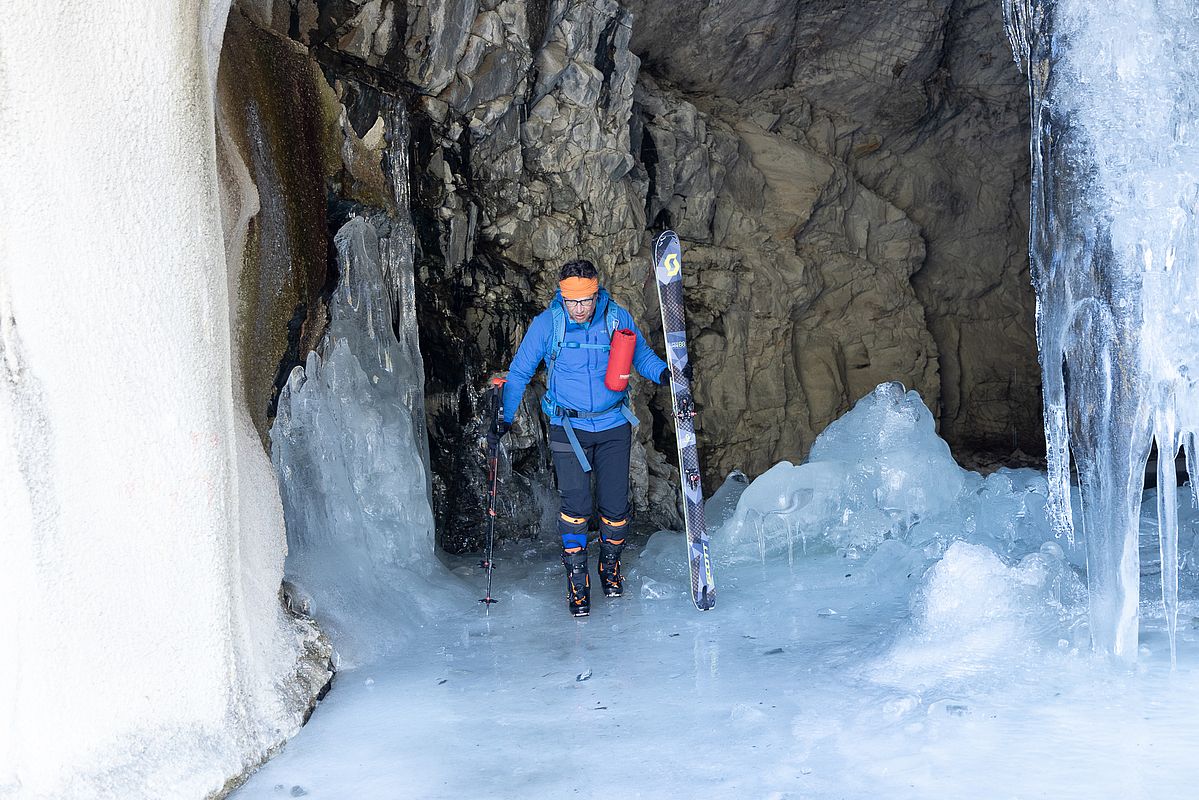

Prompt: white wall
xmin=0 ymin=2 xmax=320 ymax=796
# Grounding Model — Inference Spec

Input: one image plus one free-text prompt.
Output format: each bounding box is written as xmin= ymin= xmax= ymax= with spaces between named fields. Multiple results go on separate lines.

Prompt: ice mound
xmin=713 ymin=382 xmax=1076 ymax=579
xmin=879 ymin=542 xmax=1087 ymax=680
xmin=722 ymin=383 xmax=983 ymax=560
xmin=705 ymin=380 xmax=1094 ymax=668
xmin=913 ymin=542 xmax=1086 ymax=645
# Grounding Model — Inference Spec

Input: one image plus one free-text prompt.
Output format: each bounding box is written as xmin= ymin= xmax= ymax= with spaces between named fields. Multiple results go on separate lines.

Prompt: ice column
xmin=1004 ymin=0 xmax=1199 ymax=660
xmin=271 ymin=209 xmax=449 ymax=664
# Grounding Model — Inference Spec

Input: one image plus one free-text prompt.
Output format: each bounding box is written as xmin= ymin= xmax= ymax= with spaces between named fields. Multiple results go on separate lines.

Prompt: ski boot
xmin=598 ymin=539 xmax=625 ymax=597
xmin=562 ymin=547 xmax=590 ymax=617
xmin=598 ymin=516 xmax=628 ymax=598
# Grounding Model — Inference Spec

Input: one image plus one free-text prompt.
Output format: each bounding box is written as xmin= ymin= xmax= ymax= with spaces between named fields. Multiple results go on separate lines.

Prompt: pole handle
xmin=487 ymin=376 xmax=507 ymax=438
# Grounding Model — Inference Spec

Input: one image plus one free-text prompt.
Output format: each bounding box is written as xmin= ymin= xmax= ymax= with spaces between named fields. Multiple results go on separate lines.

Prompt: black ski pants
xmin=549 ymin=422 xmax=631 ymax=550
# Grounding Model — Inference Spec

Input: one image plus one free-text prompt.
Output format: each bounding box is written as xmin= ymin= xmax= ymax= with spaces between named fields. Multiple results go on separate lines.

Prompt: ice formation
xmin=1004 ymin=0 xmax=1199 ymax=660
xmin=693 ymin=383 xmax=1097 ymax=668
xmin=1 ymin=4 xmax=324 ymax=797
xmin=269 ymin=99 xmax=459 ymax=666
xmin=632 ymin=382 xmax=1094 ymax=651
xmin=271 ymin=214 xmax=459 ymax=665
xmin=719 ymin=383 xmax=1061 ymax=567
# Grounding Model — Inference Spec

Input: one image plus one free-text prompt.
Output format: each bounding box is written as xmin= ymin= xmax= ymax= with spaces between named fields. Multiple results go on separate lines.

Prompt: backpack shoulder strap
xmin=547 ymin=301 xmax=567 ymax=385
xmin=605 ymin=302 xmax=621 ymax=337
xmin=549 ymin=304 xmax=566 ymax=355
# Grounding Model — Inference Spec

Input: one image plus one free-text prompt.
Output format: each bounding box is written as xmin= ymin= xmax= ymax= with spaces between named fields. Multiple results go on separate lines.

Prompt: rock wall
xmin=227 ymin=0 xmax=1037 ymax=548
xmin=218 ymin=10 xmax=342 ymax=445
xmin=624 ymin=0 xmax=1039 ymax=470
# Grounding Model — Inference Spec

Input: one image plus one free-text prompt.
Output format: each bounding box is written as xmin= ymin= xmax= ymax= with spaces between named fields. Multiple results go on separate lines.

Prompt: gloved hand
xmin=659 ymin=363 xmax=694 ymax=384
xmin=486 ymin=419 xmax=511 ymax=450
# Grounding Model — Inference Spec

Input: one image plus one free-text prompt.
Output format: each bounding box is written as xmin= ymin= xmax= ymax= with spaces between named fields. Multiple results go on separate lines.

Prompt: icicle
xmin=381 ymin=99 xmax=432 ymax=503
xmin=1006 ymin=0 xmax=1199 ymax=660
xmin=1186 ymin=432 xmax=1199 ymax=510
xmin=1155 ymin=414 xmax=1179 ymax=667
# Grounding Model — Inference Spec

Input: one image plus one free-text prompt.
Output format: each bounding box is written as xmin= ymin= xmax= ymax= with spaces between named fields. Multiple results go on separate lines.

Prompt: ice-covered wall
xmin=0 ymin=3 xmax=326 ymax=797
xmin=1004 ymin=0 xmax=1199 ymax=660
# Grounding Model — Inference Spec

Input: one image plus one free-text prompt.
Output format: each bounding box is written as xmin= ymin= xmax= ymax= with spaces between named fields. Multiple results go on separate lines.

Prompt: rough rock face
xmin=225 ymin=0 xmax=1037 ymax=549
xmin=625 ymin=0 xmax=1039 ymax=469
xmin=632 ymin=80 xmax=941 ymax=476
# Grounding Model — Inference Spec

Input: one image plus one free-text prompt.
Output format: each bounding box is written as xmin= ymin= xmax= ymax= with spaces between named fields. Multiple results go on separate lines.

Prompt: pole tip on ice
xmin=479 ymin=596 xmax=499 ymax=605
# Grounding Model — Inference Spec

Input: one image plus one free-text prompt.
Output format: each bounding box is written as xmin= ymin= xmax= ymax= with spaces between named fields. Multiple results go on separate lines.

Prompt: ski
xmin=652 ymin=230 xmax=716 ymax=611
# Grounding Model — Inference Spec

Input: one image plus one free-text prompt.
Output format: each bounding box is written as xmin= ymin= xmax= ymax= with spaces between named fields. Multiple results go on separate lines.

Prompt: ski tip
xmin=652 ymin=229 xmax=679 ymax=260
xmin=694 ymin=587 xmax=716 ymax=611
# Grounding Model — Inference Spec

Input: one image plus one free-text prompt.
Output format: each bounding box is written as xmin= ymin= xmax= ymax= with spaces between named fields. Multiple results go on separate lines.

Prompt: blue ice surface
xmin=239 ymin=384 xmax=1199 ymax=799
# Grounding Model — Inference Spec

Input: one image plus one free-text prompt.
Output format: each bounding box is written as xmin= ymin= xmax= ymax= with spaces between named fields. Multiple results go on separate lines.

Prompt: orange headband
xmin=559 ymin=277 xmax=599 ymax=300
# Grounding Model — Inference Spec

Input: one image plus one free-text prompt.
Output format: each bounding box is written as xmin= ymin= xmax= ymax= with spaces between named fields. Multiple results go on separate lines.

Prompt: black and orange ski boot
xmin=598 ymin=515 xmax=629 ymax=598
xmin=597 ymin=538 xmax=625 ymax=597
xmin=562 ymin=547 xmax=590 ymax=617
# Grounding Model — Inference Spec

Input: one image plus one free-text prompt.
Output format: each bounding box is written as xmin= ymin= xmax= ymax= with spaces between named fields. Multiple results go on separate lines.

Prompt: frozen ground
xmin=238 ymin=385 xmax=1199 ymax=799
xmin=232 ymin=537 xmax=1199 ymax=799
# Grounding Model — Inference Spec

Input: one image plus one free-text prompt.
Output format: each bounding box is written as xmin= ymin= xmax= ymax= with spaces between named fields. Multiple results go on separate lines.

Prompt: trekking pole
xmin=480 ymin=376 xmax=507 ymax=606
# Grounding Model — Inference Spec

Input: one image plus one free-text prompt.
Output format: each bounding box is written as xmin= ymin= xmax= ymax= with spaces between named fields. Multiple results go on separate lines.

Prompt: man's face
xmin=565 ymin=294 xmax=597 ymax=324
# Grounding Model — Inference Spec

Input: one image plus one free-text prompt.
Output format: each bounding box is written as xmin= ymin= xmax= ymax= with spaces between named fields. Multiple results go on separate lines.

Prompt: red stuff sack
xmin=605 ymin=329 xmax=636 ymax=391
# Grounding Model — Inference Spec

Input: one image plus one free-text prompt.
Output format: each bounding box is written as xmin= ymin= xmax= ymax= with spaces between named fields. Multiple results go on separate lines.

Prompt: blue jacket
xmin=503 ymin=288 xmax=668 ymax=431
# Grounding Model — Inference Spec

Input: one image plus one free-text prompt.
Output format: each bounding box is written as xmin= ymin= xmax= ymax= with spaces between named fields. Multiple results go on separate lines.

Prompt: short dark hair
xmin=559 ymin=259 xmax=598 ymax=281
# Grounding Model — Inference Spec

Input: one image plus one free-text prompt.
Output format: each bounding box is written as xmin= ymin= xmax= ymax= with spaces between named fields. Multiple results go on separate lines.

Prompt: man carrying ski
xmin=489 ymin=259 xmax=669 ymax=617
